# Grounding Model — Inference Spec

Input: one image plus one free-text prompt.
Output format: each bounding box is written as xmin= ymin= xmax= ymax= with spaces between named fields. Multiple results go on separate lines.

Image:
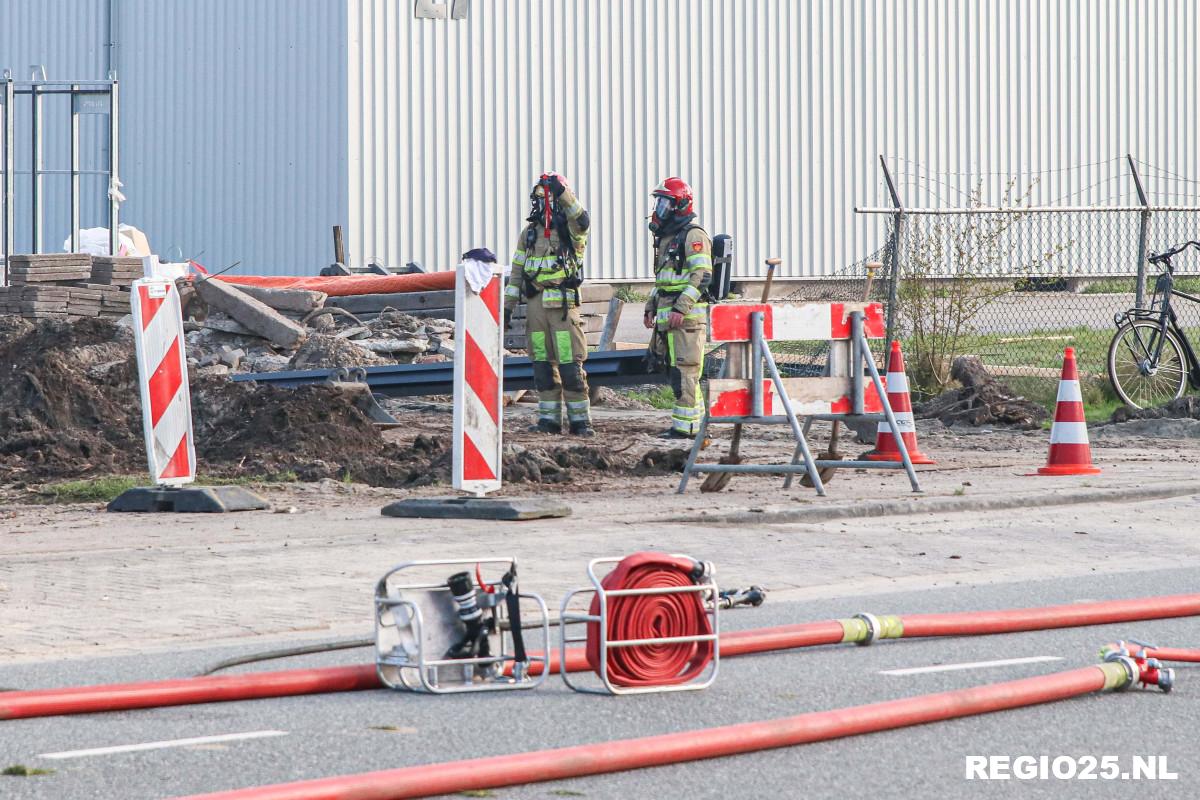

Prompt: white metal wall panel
xmin=349 ymin=0 xmax=1200 ymax=280
xmin=115 ymin=0 xmax=347 ymax=273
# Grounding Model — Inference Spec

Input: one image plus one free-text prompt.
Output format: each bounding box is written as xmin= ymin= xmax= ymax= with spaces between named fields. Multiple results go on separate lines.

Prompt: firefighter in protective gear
xmin=643 ymin=177 xmax=712 ymax=439
xmin=504 ymin=172 xmax=594 ymax=436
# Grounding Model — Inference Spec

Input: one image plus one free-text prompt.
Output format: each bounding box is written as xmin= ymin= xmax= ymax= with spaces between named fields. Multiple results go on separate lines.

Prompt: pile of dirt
xmin=0 ymin=317 xmax=663 ymax=488
xmin=915 ymin=356 xmax=1049 ymax=429
xmin=1109 ymin=396 xmax=1200 ymax=423
xmin=0 ymin=316 xmax=144 ymax=480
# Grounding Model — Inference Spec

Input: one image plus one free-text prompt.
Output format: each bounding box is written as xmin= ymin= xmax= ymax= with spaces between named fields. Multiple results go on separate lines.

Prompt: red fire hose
xmin=585 ymin=552 xmax=714 ymax=687
xmin=172 ymin=660 xmax=1155 ymax=800
xmin=1138 ymin=647 xmax=1200 ymax=662
xmin=6 ymin=593 xmax=1200 ymax=720
xmin=0 ymin=665 xmax=378 ymax=720
xmin=1102 ymin=641 xmax=1200 ymax=663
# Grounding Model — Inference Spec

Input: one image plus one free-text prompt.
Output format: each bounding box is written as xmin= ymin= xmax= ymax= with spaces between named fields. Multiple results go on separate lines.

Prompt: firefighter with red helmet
xmin=504 ymin=172 xmax=594 ymax=436
xmin=644 ymin=177 xmax=713 ymax=438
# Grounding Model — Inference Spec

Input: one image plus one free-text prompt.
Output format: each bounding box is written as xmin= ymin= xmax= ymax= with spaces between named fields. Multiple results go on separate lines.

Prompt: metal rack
xmin=374 ymin=557 xmax=549 ymax=694
xmin=1 ymin=72 xmax=120 ymax=284
xmin=558 ymin=555 xmax=720 ymax=696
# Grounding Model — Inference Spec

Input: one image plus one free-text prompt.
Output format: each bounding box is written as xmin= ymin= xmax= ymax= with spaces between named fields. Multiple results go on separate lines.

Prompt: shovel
xmin=701 ymin=257 xmax=780 ymax=493
xmin=799 ymin=261 xmax=879 ymax=487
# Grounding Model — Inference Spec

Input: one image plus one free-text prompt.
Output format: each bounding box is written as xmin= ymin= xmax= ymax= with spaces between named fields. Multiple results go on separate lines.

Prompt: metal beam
xmin=232 ymin=349 xmax=663 ymax=398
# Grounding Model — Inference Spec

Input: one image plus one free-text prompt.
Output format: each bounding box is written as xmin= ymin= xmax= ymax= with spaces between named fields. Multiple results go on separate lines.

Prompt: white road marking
xmin=37 ymin=730 xmax=288 ymax=760
xmin=880 ymin=656 xmax=1064 ymax=676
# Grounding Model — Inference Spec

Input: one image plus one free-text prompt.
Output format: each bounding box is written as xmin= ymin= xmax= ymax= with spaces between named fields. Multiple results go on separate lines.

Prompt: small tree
xmin=897 ymin=179 xmax=1071 ymax=393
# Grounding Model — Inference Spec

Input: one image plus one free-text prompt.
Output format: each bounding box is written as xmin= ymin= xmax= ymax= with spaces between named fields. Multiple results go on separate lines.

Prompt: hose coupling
xmin=1103 ymin=651 xmax=1141 ymax=690
xmin=1140 ymin=658 xmax=1174 ymax=693
xmin=718 ymin=586 xmax=766 ymax=610
xmin=852 ymin=612 xmax=882 ymax=646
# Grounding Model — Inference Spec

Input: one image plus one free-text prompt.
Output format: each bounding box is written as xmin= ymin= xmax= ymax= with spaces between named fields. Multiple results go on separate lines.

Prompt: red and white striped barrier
xmin=1039 ymin=347 xmax=1101 ymax=476
xmin=130 ymin=277 xmax=196 ymax=485
xmin=708 ymin=301 xmax=885 ymax=343
xmin=453 ymin=265 xmax=504 ymax=495
xmin=705 ymin=301 xmax=887 ymax=418
xmin=706 ymin=378 xmax=886 ymax=417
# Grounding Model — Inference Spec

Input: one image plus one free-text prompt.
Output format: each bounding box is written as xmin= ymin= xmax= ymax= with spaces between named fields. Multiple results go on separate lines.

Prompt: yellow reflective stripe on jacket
xmin=564 ymin=198 xmax=584 ymax=219
xmin=504 ymin=284 xmax=521 ymax=300
xmin=686 ymin=252 xmax=712 ymax=270
xmin=680 ymin=285 xmax=701 ymax=302
xmin=512 ymin=248 xmax=528 ymax=266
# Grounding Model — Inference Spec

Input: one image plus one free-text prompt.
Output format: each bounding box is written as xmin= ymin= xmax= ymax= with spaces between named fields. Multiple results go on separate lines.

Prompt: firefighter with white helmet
xmin=504 ymin=172 xmax=594 ymax=436
xmin=644 ymin=177 xmax=713 ymax=438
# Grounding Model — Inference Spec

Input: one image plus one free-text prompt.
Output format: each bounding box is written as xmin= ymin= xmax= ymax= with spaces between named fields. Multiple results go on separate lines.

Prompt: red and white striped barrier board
xmin=709 ymin=302 xmax=885 ymax=343
xmin=452 ymin=265 xmax=504 ymax=495
xmin=707 ymin=377 xmax=886 ymax=417
xmin=130 ymin=277 xmax=196 ymax=486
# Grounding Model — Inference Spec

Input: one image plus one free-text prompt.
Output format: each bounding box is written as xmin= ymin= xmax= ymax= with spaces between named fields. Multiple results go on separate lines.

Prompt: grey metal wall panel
xmin=349 ymin=0 xmax=1200 ymax=281
xmin=0 ymin=0 xmax=110 ymax=254
xmin=116 ymin=0 xmax=348 ymax=273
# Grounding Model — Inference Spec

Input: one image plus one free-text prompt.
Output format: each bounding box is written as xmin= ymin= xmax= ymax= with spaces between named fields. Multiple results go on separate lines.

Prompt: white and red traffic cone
xmin=1039 ymin=346 xmax=1101 ymax=476
xmin=863 ymin=340 xmax=935 ymax=465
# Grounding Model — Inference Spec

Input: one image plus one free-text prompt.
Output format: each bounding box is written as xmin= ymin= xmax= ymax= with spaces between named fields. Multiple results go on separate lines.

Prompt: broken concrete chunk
xmin=195 ymin=279 xmax=306 ymax=349
xmin=219 ymin=348 xmax=246 ymax=370
xmin=231 ymin=284 xmax=328 ymax=313
xmin=357 ymin=337 xmax=429 ymax=355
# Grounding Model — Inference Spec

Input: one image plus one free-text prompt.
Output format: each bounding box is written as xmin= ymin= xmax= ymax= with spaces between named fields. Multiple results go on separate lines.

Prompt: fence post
xmin=880 ymin=155 xmax=904 ymax=343
xmin=1128 ymin=154 xmax=1150 ymax=308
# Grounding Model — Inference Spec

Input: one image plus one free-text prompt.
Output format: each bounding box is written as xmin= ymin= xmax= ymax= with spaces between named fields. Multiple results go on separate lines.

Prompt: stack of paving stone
xmin=70 ymin=256 xmax=138 ymax=318
xmin=1 ymin=284 xmax=72 ymax=319
xmin=7 ymin=253 xmax=92 ymax=284
xmin=90 ymin=255 xmax=143 ymax=287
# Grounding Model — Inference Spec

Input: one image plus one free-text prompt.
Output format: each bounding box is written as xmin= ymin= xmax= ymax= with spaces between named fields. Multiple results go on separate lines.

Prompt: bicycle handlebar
xmin=1148 ymin=241 xmax=1200 ymax=266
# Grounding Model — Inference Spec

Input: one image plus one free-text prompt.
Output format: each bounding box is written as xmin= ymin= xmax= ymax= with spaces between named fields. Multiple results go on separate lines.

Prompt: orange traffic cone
xmin=1038 ymin=346 xmax=1101 ymax=476
xmin=863 ymin=341 xmax=935 ymax=465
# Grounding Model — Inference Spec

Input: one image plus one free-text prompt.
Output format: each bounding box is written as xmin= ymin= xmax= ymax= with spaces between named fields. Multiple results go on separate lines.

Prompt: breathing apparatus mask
xmin=648 ymin=194 xmax=682 ymax=234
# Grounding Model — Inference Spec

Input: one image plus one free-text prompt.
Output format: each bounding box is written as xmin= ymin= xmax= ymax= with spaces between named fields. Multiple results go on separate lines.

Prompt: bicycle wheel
xmin=1107 ymin=321 xmax=1187 ymax=409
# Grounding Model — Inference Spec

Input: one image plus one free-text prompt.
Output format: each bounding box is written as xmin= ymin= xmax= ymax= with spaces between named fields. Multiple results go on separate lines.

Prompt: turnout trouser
xmin=650 ymin=300 xmax=707 ymax=435
xmin=525 ymin=291 xmax=591 ymax=428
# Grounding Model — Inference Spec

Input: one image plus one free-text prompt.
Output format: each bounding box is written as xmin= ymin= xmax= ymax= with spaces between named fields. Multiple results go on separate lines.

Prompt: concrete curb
xmin=672 ymin=480 xmax=1200 ymax=526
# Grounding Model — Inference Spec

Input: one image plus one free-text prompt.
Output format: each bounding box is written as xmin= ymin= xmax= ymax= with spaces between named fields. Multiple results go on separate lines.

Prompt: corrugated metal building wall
xmin=5 ymin=1 xmax=1200 ymax=278
xmin=2 ymin=0 xmax=347 ymax=272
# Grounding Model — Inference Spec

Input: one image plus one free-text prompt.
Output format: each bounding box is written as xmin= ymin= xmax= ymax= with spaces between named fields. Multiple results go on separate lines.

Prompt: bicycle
xmin=1108 ymin=240 xmax=1200 ymax=409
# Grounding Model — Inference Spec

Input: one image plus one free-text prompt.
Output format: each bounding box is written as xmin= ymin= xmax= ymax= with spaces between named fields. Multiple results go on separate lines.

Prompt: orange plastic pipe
xmin=214 ymin=271 xmax=455 ymax=297
xmin=173 ymin=663 xmax=1128 ymax=800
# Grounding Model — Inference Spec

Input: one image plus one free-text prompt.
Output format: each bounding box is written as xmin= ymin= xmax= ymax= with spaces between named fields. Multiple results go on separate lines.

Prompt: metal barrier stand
xmin=374 ymin=557 xmax=549 ymax=694
xmin=559 ymin=556 xmax=720 ymax=696
xmin=678 ymin=310 xmax=922 ymax=495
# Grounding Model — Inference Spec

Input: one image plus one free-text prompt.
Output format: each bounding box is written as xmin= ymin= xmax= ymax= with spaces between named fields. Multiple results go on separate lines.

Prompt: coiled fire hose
xmin=171 ymin=659 xmax=1167 ymax=800
xmin=585 ymin=553 xmax=714 ymax=687
xmin=5 ymin=592 xmax=1200 ymax=719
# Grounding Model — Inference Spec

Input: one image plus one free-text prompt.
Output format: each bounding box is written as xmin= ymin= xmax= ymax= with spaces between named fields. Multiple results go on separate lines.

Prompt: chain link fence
xmin=772 ymin=158 xmax=1200 ymax=416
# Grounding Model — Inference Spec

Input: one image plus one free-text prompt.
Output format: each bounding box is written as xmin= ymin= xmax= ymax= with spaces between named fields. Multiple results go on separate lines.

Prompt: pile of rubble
xmin=184 ymin=279 xmax=458 ymax=376
xmin=914 ymin=356 xmax=1049 ymax=429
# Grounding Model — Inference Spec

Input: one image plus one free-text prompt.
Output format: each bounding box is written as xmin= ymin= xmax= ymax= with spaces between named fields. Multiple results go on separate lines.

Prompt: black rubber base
xmin=380 ymin=496 xmax=572 ymax=521
xmin=107 ymin=485 xmax=271 ymax=513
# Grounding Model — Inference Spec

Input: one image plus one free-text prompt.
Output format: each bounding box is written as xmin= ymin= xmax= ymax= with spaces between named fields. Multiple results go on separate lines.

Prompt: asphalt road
xmin=2 ymin=566 xmax=1199 ymax=800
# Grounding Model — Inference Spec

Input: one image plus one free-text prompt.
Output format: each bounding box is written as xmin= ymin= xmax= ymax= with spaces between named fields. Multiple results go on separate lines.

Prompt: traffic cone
xmin=1038 ymin=346 xmax=1101 ymax=476
xmin=863 ymin=340 xmax=935 ymax=465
